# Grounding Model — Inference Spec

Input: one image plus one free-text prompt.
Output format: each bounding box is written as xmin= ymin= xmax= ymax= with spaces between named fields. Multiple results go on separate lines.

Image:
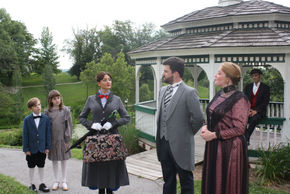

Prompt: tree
xmin=108 ymin=52 xmax=135 ymax=103
xmin=43 ymin=64 xmax=56 ymax=104
xmin=65 ymin=20 xmax=168 ymax=76
xmin=80 ymin=62 xmax=99 ymax=99
xmin=11 ymin=66 xmax=24 ymax=124
xmin=99 ymin=20 xmax=168 ymax=65
xmin=64 ymin=28 xmax=101 ymax=79
xmin=34 ymin=27 xmax=59 ymax=74
xmin=0 ymin=8 xmax=36 ymax=86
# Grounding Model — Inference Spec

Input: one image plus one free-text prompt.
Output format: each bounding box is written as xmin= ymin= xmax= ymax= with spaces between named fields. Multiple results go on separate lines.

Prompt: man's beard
xmin=163 ymin=75 xmax=174 ymax=84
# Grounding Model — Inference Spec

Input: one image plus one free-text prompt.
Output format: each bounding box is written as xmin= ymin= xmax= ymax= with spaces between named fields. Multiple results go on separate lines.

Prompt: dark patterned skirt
xmin=81 ymin=160 xmax=129 ymax=189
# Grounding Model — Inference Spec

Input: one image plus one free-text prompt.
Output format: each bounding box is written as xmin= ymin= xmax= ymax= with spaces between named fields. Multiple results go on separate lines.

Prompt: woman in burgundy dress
xmin=201 ymin=62 xmax=250 ymax=194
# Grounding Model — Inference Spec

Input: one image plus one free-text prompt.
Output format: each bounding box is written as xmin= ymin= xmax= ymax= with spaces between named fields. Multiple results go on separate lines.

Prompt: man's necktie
xmin=33 ymin=115 xmax=42 ymax=119
xmin=164 ymin=85 xmax=173 ymax=107
xmin=98 ymin=95 xmax=109 ymax=99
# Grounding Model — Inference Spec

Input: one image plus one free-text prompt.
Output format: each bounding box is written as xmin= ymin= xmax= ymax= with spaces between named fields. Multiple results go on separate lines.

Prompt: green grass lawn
xmin=21 ymin=72 xmax=78 ymax=86
xmin=21 ymin=82 xmax=97 ymax=108
xmin=0 ymin=174 xmax=35 ymax=194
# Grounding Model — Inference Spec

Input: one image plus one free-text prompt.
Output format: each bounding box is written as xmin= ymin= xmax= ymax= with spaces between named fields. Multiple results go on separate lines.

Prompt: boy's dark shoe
xmin=106 ymin=188 xmax=114 ymax=194
xmin=29 ymin=184 xmax=37 ymax=192
xmin=99 ymin=188 xmax=105 ymax=194
xmin=39 ymin=183 xmax=50 ymax=192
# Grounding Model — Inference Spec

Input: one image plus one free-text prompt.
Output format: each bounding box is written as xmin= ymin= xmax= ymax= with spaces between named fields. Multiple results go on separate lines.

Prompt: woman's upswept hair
xmin=48 ymin=89 xmax=64 ymax=111
xmin=221 ymin=62 xmax=241 ymax=85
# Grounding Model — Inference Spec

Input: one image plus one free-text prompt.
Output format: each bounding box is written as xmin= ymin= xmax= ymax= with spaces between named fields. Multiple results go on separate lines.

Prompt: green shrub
xmin=256 ymin=143 xmax=290 ymax=185
xmin=119 ymin=122 xmax=141 ymax=155
xmin=0 ymin=128 xmax=22 ymax=146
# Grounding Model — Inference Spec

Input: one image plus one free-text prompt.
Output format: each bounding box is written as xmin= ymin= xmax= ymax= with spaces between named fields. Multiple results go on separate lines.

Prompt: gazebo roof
xmin=129 ymin=28 xmax=290 ymax=54
xmin=129 ymin=0 xmax=290 ymax=55
xmin=162 ymin=0 xmax=290 ymax=29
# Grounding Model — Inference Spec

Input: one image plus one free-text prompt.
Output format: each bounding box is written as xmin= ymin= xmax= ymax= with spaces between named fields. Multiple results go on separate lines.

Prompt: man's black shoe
xmin=39 ymin=183 xmax=50 ymax=192
xmin=29 ymin=184 xmax=37 ymax=192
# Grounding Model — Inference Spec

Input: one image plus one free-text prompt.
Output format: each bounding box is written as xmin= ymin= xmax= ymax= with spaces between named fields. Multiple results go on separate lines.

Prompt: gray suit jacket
xmin=156 ymin=82 xmax=204 ymax=171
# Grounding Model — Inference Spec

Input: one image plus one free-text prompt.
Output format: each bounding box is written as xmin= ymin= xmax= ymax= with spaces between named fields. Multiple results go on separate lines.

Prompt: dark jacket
xmin=22 ymin=113 xmax=52 ymax=154
xmin=244 ymin=82 xmax=270 ymax=117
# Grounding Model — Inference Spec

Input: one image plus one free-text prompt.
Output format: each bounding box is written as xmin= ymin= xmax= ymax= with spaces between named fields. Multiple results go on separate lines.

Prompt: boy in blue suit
xmin=22 ymin=97 xmax=52 ymax=192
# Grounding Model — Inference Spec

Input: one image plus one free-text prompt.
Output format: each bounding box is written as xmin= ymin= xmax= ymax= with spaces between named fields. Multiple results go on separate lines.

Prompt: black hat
xmin=250 ymin=69 xmax=262 ymax=75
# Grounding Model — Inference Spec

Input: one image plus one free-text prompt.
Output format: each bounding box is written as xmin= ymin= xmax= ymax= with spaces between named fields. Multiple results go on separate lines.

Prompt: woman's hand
xmin=200 ymin=125 xmax=217 ymax=142
xmin=103 ymin=122 xmax=112 ymax=130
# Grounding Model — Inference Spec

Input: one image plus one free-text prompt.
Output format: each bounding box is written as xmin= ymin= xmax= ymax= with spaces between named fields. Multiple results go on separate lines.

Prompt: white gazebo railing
xmin=134 ymin=100 xmax=286 ymax=150
xmin=134 ymin=100 xmax=157 ymax=142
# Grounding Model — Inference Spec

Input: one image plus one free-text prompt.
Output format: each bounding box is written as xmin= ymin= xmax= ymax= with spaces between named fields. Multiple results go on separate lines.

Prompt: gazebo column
xmin=135 ymin=65 xmax=141 ymax=104
xmin=272 ymin=57 xmax=290 ymax=143
xmin=200 ymin=54 xmax=216 ymax=100
xmin=188 ymin=65 xmax=203 ymax=90
xmin=154 ymin=57 xmax=163 ymax=106
xmin=282 ymin=54 xmax=290 ymax=143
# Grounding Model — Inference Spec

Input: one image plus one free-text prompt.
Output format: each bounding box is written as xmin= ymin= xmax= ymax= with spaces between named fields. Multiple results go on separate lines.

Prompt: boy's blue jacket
xmin=22 ymin=113 xmax=52 ymax=154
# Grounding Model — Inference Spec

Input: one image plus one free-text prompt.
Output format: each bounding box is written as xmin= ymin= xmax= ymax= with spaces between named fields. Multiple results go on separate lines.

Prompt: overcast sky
xmin=0 ymin=0 xmax=289 ymax=69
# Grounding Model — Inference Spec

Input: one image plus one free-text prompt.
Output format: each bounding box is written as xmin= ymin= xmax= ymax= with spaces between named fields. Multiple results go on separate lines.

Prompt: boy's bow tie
xmin=33 ymin=115 xmax=42 ymax=119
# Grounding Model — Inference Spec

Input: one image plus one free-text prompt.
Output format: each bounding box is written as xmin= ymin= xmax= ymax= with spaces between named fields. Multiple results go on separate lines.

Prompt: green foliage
xmin=119 ymin=122 xmax=140 ymax=155
xmin=71 ymin=148 xmax=83 ymax=160
xmin=42 ymin=64 xmax=56 ymax=104
xmin=64 ymin=28 xmax=101 ymax=79
xmin=140 ymin=83 xmax=153 ymax=102
xmin=256 ymin=144 xmax=290 ymax=185
xmin=0 ymin=174 xmax=35 ymax=194
xmin=109 ymin=53 xmax=135 ymax=103
xmin=0 ymin=84 xmax=13 ymax=126
xmin=66 ymin=20 xmax=168 ymax=77
xmin=11 ymin=67 xmax=24 ymax=124
xmin=0 ymin=128 xmax=22 ymax=146
xmin=0 ymin=8 xmax=36 ymax=86
xmin=33 ymin=27 xmax=59 ymax=74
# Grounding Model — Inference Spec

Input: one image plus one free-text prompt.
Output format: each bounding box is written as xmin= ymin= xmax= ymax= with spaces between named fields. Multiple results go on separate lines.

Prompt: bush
xmin=0 ymin=128 xmax=22 ymax=146
xmin=256 ymin=143 xmax=290 ymax=185
xmin=119 ymin=122 xmax=141 ymax=155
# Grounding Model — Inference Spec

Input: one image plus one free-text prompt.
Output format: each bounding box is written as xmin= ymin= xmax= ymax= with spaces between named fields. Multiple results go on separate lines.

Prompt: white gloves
xmin=103 ymin=122 xmax=112 ymax=130
xmin=91 ymin=123 xmax=102 ymax=131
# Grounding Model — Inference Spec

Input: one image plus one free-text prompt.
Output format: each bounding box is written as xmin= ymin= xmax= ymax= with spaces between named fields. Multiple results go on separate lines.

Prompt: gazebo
xmin=129 ymin=0 xmax=290 ymax=150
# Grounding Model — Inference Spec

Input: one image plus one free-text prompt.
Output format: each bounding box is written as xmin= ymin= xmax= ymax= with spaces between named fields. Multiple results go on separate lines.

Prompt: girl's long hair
xmin=48 ymin=90 xmax=64 ymax=111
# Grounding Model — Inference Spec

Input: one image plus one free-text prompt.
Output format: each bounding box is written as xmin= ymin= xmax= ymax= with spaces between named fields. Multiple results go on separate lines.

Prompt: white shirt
xmin=171 ymin=81 xmax=182 ymax=97
xmin=32 ymin=113 xmax=41 ymax=128
xmin=99 ymin=90 xmax=110 ymax=108
xmin=252 ymin=82 xmax=260 ymax=95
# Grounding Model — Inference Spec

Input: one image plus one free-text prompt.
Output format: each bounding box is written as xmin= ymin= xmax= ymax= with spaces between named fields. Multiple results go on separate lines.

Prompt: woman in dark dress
xmin=79 ymin=72 xmax=130 ymax=194
xmin=201 ymin=62 xmax=250 ymax=194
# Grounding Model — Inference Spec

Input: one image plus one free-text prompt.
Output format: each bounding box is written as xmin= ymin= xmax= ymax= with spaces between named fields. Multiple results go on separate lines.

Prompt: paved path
xmin=0 ymin=148 xmax=162 ymax=194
